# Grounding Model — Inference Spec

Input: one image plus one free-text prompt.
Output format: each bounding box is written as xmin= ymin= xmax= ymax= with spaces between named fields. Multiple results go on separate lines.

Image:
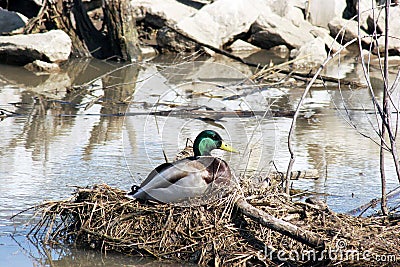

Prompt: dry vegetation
xmin=28 ymin=181 xmax=399 ymax=266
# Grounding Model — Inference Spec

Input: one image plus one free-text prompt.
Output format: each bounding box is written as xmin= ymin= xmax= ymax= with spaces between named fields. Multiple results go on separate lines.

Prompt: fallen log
xmin=235 ymin=196 xmax=325 ymax=249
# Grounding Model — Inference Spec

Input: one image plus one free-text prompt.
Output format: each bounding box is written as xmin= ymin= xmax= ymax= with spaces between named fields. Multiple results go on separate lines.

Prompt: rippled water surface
xmin=1 ymin=54 xmax=399 ymax=265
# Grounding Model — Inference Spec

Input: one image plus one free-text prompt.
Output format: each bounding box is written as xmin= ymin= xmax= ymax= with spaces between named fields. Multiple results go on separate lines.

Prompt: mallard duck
xmin=127 ymin=130 xmax=237 ymax=203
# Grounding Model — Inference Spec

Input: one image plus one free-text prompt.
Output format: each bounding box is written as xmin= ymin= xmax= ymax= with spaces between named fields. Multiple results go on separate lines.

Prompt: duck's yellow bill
xmin=220 ymin=141 xmax=238 ymax=153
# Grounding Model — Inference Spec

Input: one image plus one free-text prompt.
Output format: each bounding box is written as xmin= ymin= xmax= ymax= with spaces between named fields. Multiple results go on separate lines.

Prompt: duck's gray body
xmin=131 ymin=156 xmax=231 ymax=203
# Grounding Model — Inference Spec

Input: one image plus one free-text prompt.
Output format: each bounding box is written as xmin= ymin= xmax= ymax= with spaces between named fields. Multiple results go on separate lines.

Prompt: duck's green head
xmin=193 ymin=130 xmax=237 ymax=156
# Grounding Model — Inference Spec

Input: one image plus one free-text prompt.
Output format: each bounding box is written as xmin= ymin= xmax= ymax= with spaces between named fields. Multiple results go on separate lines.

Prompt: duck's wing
xmin=139 ymin=162 xmax=174 ymax=188
xmin=132 ymin=158 xmax=210 ymax=202
xmin=126 ymin=162 xmax=174 ymax=199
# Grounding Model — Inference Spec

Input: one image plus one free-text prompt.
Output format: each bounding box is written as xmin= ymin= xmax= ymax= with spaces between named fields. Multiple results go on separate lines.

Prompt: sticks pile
xmin=29 ymin=184 xmax=400 ymax=266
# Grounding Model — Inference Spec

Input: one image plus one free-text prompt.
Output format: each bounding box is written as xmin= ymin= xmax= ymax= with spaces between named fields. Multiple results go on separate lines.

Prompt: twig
xmin=24 ymin=0 xmax=48 ymax=33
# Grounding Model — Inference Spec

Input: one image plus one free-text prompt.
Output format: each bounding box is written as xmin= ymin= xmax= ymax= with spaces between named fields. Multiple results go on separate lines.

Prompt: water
xmin=1 ymin=54 xmax=399 ymax=265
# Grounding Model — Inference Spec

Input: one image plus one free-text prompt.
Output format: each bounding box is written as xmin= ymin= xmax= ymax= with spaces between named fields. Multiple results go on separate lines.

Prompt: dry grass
xmin=28 ymin=182 xmax=400 ymax=266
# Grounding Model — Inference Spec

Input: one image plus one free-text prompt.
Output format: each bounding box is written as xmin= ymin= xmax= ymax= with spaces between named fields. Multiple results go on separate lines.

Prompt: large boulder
xmin=374 ymin=6 xmax=400 ymax=55
xmin=177 ymin=0 xmax=264 ymax=47
xmin=249 ymin=11 xmax=315 ymax=50
xmin=328 ymin=17 xmax=372 ymax=46
xmin=290 ymin=18 xmax=346 ymax=53
xmin=266 ymin=0 xmax=307 ymax=17
xmin=157 ymin=0 xmax=268 ymax=51
xmin=0 ymin=8 xmax=28 ymax=35
xmin=285 ymin=5 xmax=306 ymax=27
xmin=156 ymin=26 xmax=201 ymax=52
xmin=0 ymin=30 xmax=72 ymax=65
xmin=132 ymin=0 xmax=198 ymax=28
xmin=292 ymin=37 xmax=327 ymax=68
xmin=308 ymin=0 xmax=347 ymax=28
xmin=266 ymin=0 xmax=307 ymax=26
xmin=308 ymin=25 xmax=347 ymax=53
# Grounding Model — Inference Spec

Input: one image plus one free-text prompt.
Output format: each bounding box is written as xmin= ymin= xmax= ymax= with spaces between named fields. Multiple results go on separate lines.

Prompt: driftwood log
xmin=104 ymin=0 xmax=142 ymax=61
xmin=235 ymin=196 xmax=325 ymax=249
xmin=24 ymin=0 xmax=141 ymax=60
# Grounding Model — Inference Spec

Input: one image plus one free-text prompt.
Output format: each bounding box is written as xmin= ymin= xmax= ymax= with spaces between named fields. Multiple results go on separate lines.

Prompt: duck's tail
xmin=125 ymin=185 xmax=140 ymax=199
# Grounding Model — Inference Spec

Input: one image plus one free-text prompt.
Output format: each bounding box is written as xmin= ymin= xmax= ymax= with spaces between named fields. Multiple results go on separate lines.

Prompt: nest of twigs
xmin=29 ymin=182 xmax=400 ymax=266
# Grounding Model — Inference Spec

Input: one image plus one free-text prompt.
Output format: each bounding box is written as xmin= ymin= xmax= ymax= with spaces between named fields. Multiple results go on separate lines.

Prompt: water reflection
xmin=123 ymin=61 xmax=276 ymax=184
xmin=1 ymin=55 xmax=400 ymax=266
xmin=0 ymin=60 xmax=140 ymax=223
xmin=83 ymin=63 xmax=139 ymax=159
xmin=4 ymin=234 xmax=191 ymax=267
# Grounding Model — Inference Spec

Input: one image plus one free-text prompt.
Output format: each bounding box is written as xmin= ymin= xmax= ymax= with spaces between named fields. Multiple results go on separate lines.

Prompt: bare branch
xmin=285 ymin=38 xmax=358 ymax=195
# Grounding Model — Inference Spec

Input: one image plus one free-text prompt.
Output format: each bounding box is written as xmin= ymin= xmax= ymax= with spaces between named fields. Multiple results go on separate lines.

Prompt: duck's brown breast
xmin=196 ymin=157 xmax=232 ymax=184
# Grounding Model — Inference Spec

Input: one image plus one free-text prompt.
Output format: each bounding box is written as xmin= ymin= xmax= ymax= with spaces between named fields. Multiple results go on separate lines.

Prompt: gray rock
xmin=156 ymin=27 xmax=200 ymax=52
xmin=285 ymin=5 xmax=306 ymax=27
xmin=0 ymin=30 xmax=72 ymax=65
xmin=292 ymin=19 xmax=345 ymax=53
xmin=175 ymin=0 xmax=265 ymax=48
xmin=250 ymin=10 xmax=315 ymax=50
xmin=139 ymin=45 xmax=158 ymax=59
xmin=289 ymin=48 xmax=299 ymax=59
xmin=375 ymin=6 xmax=400 ymax=55
xmin=366 ymin=6 xmax=384 ymax=34
xmin=157 ymin=0 xmax=268 ymax=52
xmin=0 ymin=8 xmax=28 ymax=35
xmin=24 ymin=60 xmax=61 ymax=73
xmin=328 ymin=17 xmax=371 ymax=46
xmin=308 ymin=0 xmax=347 ymax=28
xmin=132 ymin=0 xmax=198 ymax=28
xmin=263 ymin=1 xmax=307 ymax=27
xmin=268 ymin=0 xmax=308 ymax=17
xmin=308 ymin=24 xmax=347 ymax=53
xmin=270 ymin=44 xmax=290 ymax=55
xmin=364 ymin=3 xmax=400 ymax=34
xmin=268 ymin=0 xmax=290 ymax=17
xmin=292 ymin=37 xmax=327 ymax=68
